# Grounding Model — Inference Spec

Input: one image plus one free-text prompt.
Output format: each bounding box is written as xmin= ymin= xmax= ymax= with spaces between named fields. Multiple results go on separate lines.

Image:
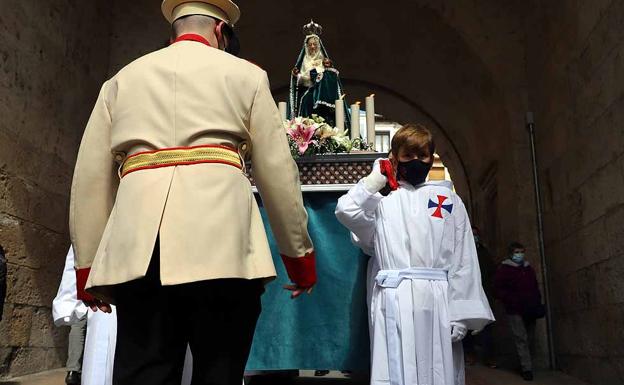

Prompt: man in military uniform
xmin=69 ymin=1 xmax=316 ymax=384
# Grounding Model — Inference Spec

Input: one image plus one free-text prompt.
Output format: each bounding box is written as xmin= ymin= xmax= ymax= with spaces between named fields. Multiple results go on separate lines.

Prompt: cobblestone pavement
xmin=1 ymin=367 xmax=590 ymax=385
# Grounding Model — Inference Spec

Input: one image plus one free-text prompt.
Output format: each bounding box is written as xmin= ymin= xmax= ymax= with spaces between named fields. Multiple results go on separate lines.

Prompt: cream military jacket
xmin=70 ymin=40 xmax=313 ymax=303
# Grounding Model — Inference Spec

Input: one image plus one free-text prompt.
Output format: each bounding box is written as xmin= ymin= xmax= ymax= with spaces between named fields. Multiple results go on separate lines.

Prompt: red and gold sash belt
xmin=120 ymin=145 xmax=242 ymax=178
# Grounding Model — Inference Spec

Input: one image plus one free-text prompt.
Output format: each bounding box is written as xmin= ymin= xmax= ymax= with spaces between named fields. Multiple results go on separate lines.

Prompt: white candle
xmin=350 ymin=103 xmax=360 ymax=140
xmin=366 ymin=94 xmax=376 ymax=151
xmin=278 ymin=101 xmax=288 ymax=121
xmin=335 ymin=99 xmax=345 ymax=130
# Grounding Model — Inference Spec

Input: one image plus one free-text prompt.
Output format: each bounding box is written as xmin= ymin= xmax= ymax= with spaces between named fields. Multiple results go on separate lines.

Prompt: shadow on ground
xmin=1 ymin=366 xmax=591 ymax=385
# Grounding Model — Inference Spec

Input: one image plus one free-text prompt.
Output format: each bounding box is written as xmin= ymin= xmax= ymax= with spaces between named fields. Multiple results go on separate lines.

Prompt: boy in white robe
xmin=336 ymin=123 xmax=494 ymax=385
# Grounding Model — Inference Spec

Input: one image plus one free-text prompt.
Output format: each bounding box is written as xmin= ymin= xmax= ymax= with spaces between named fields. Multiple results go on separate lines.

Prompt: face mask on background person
xmin=511 ymin=252 xmax=525 ymax=264
xmin=397 ymin=158 xmax=432 ymax=186
xmin=474 ymin=235 xmax=480 ymax=245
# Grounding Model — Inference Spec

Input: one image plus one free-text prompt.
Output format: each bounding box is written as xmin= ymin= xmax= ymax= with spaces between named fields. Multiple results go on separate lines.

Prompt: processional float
xmin=245 ymin=20 xmax=383 ymax=372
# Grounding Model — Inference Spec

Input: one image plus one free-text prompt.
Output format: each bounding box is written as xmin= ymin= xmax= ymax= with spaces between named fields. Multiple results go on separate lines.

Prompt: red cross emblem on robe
xmin=428 ymin=195 xmax=453 ymax=218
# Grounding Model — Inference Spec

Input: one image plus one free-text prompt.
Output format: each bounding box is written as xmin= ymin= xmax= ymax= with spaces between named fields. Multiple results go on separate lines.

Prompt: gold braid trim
xmin=121 ymin=145 xmax=241 ymax=178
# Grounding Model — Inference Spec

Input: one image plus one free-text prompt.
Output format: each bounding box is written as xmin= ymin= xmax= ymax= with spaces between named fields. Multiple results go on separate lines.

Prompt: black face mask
xmin=222 ymin=24 xmax=240 ymax=56
xmin=397 ymin=159 xmax=433 ymax=186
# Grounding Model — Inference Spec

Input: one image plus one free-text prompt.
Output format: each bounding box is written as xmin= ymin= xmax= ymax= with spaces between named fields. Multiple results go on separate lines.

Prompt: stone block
xmin=0 ymin=215 xmax=68 ymax=271
xmin=576 ymin=0 xmax=624 ymax=82
xmin=558 ymin=189 xmax=584 ymax=240
xmin=593 ymin=255 xmax=624 ymax=307
xmin=5 ymin=265 xmax=55 ymax=307
xmin=553 ymin=232 xmax=581 ymax=277
xmin=0 ymin=302 xmax=14 ymax=346
xmin=44 ymin=347 xmax=66 ymax=371
xmin=29 ymin=308 xmax=65 ymax=348
xmin=7 ymin=347 xmax=48 ymax=378
xmin=568 ymin=97 xmax=624 ymax=190
xmin=559 ymin=355 xmax=622 ymax=385
xmin=0 ymin=347 xmax=16 ymax=374
xmin=577 ymin=216 xmax=610 ymax=271
xmin=601 ymin=304 xmax=624 ymax=357
xmin=577 ymin=0 xmax=614 ymax=47
xmin=0 ymin=172 xmax=69 ymax=234
xmin=5 ymin=305 xmax=33 ymax=347
xmin=606 ymin=204 xmax=624 ymax=261
xmin=577 ymin=161 xmax=624 ymax=226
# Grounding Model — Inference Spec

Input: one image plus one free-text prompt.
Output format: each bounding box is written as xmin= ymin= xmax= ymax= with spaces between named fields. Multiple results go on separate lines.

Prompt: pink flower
xmin=288 ymin=123 xmax=316 ymax=155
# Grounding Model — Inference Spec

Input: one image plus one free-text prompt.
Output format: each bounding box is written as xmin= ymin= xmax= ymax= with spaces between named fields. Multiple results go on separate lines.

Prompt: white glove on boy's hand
xmin=450 ymin=321 xmax=468 ymax=343
xmin=362 ymin=159 xmax=388 ymax=193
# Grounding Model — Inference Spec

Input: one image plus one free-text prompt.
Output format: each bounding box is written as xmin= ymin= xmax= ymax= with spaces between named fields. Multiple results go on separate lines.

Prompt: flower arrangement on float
xmin=284 ymin=115 xmax=371 ymax=158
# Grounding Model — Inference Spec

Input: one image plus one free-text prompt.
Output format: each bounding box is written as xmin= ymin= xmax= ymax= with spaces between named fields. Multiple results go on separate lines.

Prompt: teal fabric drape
xmin=246 ymin=192 xmax=370 ymax=371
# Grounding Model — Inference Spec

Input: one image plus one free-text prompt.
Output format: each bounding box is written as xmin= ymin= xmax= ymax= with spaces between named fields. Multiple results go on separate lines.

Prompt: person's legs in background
xmin=524 ymin=317 xmax=537 ymax=361
xmin=507 ymin=315 xmax=533 ymax=381
xmin=462 ymin=332 xmax=477 ymax=365
xmin=66 ymin=316 xmax=87 ymax=385
xmin=480 ymin=323 xmax=497 ymax=368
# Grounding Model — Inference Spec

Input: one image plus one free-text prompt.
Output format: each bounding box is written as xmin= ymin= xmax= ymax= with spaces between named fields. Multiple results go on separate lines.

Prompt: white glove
xmin=362 ymin=159 xmax=388 ymax=193
xmin=450 ymin=321 xmax=468 ymax=343
xmin=471 ymin=328 xmax=483 ymax=336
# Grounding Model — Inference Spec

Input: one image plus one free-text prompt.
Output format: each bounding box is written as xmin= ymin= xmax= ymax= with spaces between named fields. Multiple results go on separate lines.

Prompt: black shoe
xmin=314 ymin=370 xmax=330 ymax=377
xmin=65 ymin=371 xmax=81 ymax=385
xmin=522 ymin=371 xmax=534 ymax=381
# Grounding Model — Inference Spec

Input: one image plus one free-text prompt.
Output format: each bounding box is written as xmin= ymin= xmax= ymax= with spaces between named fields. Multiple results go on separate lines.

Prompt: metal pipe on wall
xmin=526 ymin=112 xmax=556 ymax=369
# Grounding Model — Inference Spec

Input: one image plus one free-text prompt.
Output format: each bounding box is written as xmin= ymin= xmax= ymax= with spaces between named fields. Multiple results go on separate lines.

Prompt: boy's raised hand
xmin=363 ymin=159 xmax=389 ymax=193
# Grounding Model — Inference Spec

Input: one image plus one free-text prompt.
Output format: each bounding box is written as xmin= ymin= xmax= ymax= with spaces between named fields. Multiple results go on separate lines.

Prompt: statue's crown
xmin=303 ymin=20 xmax=323 ymax=36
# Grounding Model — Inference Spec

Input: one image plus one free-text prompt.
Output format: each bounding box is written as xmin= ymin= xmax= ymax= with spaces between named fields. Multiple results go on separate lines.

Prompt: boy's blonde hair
xmin=390 ymin=123 xmax=435 ymax=160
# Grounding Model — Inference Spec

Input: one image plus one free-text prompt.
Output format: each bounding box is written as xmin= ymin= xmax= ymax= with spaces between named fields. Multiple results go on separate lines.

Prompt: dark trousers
xmin=507 ymin=314 xmax=536 ymax=371
xmin=113 ymin=245 xmax=263 ymax=385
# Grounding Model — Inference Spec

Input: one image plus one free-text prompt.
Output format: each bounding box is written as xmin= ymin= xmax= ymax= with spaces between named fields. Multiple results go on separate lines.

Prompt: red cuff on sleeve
xmin=75 ymin=267 xmax=95 ymax=302
xmin=280 ymin=251 xmax=317 ymax=288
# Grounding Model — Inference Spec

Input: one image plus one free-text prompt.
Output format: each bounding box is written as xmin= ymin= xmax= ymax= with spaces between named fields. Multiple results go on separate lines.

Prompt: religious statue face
xmin=306 ymin=37 xmax=320 ymax=55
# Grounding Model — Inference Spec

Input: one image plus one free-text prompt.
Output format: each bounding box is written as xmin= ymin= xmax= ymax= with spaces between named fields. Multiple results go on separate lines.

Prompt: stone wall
xmin=0 ymin=0 xmax=111 ymax=377
xmin=526 ymin=1 xmax=624 ymax=383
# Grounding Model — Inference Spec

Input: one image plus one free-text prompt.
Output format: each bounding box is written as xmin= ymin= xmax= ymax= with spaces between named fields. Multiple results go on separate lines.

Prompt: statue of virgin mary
xmin=288 ymin=20 xmax=350 ymax=128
